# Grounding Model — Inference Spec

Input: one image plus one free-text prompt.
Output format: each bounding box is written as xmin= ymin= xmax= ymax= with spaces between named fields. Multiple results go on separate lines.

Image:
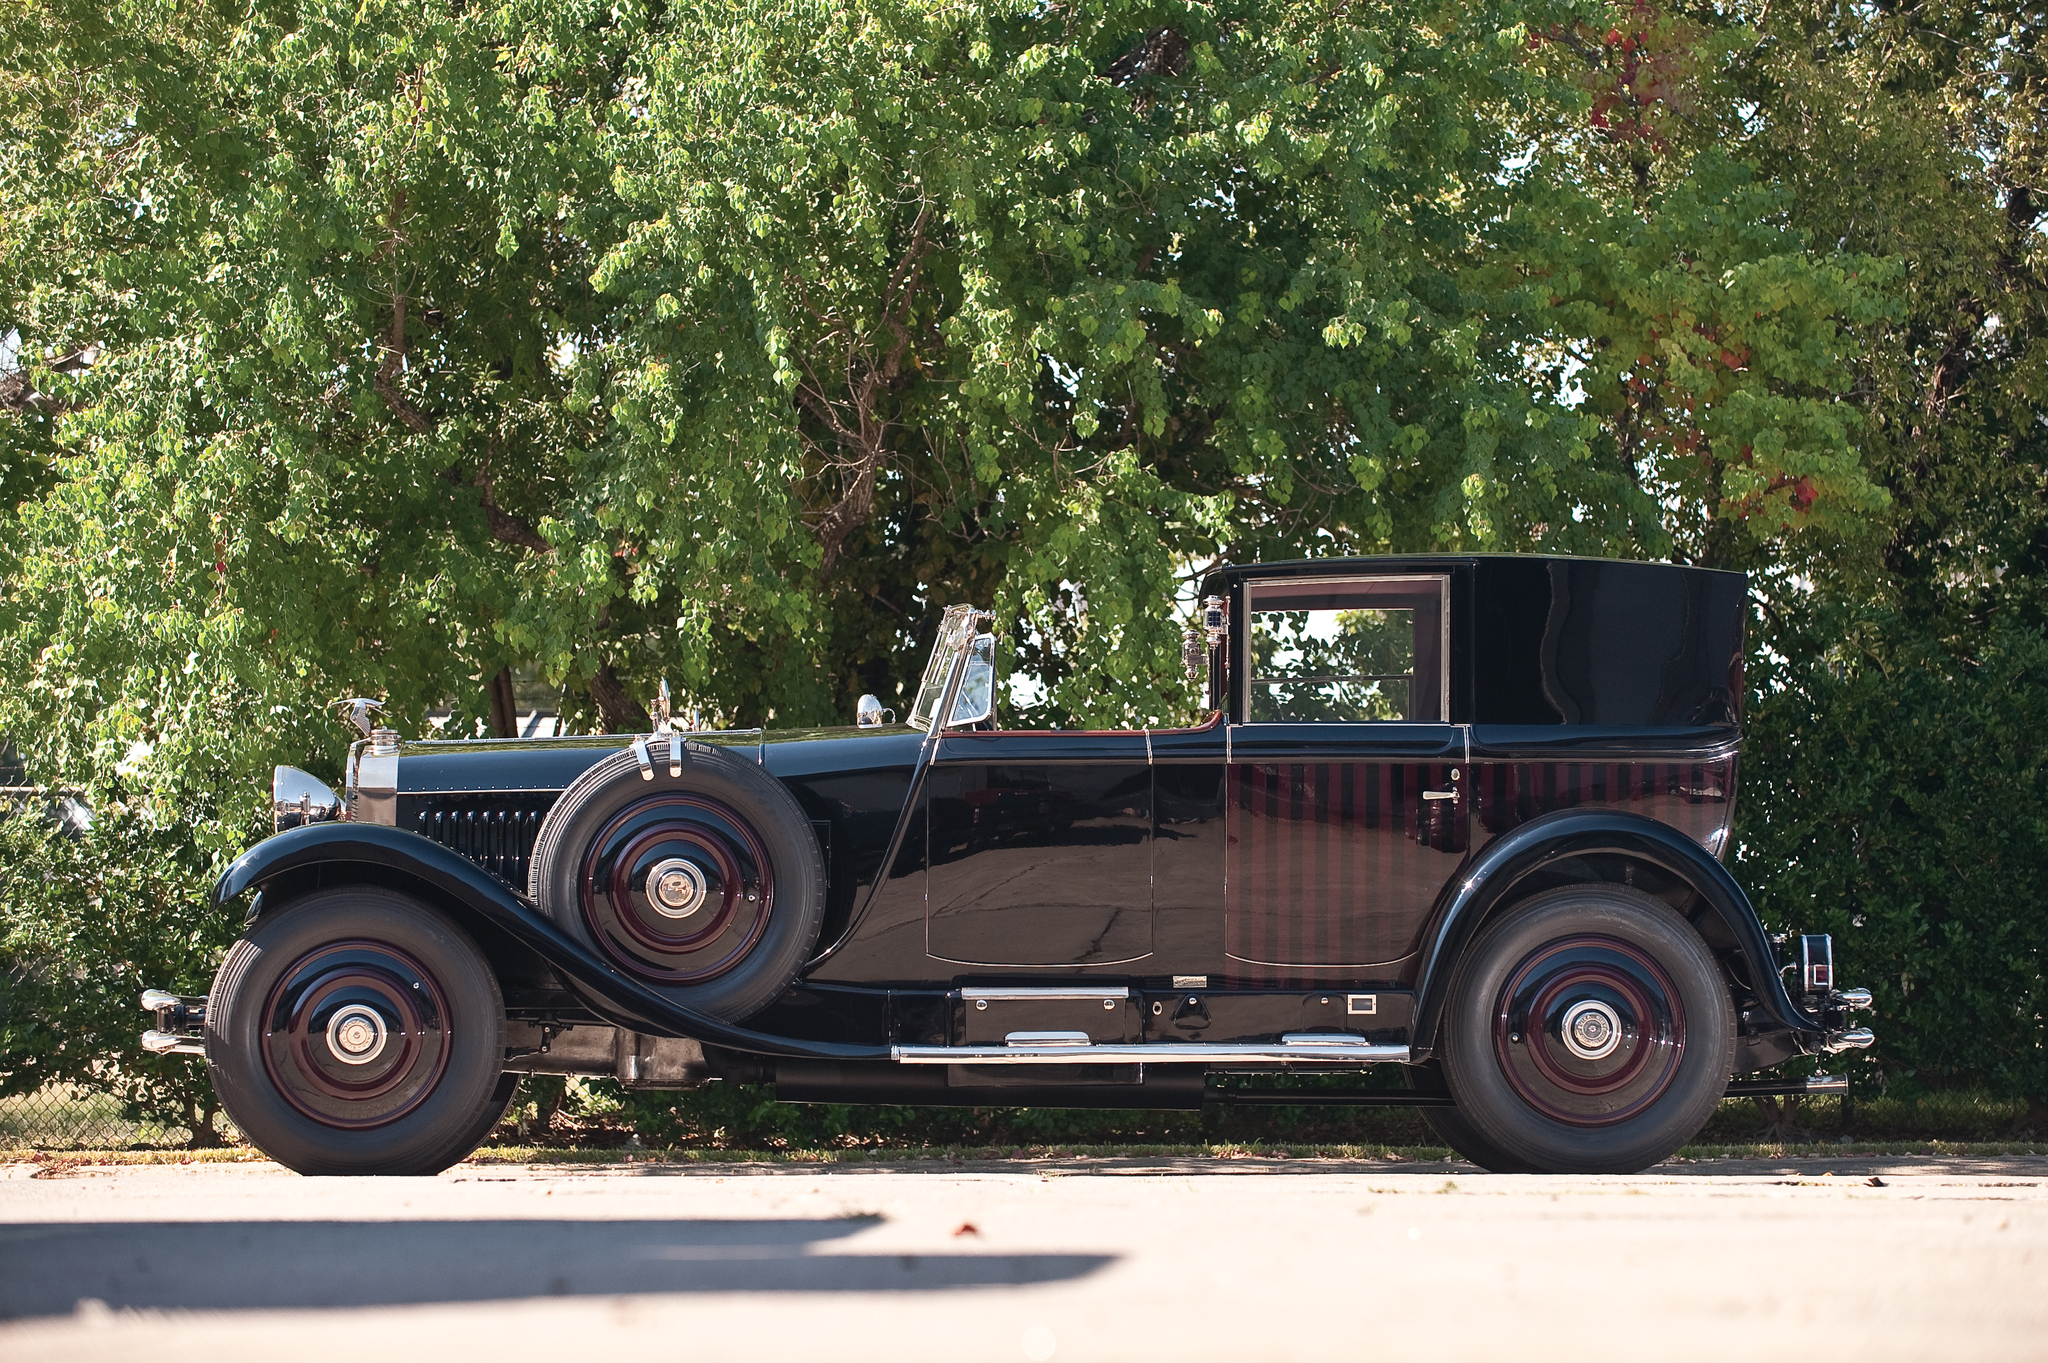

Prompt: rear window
xmin=1244 ymin=576 xmax=1449 ymax=722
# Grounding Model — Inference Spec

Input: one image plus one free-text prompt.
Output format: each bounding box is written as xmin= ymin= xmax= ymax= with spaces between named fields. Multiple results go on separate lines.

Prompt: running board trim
xmin=891 ymin=1036 xmax=1412 ymax=1066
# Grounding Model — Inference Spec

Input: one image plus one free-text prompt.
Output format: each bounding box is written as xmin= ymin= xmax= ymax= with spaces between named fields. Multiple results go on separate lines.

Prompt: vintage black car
xmin=142 ymin=554 xmax=1873 ymax=1175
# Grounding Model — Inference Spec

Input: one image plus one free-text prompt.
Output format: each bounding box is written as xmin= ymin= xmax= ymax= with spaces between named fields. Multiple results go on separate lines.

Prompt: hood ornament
xmin=338 ymin=698 xmax=385 ymax=738
xmin=337 ymin=697 xmax=399 ymax=756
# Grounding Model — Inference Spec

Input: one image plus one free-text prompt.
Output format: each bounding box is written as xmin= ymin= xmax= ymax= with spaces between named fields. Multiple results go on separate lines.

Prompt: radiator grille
xmin=412 ymin=795 xmax=556 ymax=886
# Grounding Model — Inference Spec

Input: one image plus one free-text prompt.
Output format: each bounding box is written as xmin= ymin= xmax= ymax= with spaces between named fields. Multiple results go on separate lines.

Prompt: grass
xmin=7 ymin=1138 xmax=2046 ymax=1172
xmin=5 ymin=1081 xmax=2041 ymax=1161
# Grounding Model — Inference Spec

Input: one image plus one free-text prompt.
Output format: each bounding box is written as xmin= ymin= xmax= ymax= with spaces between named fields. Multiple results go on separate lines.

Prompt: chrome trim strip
xmin=393 ymin=787 xmax=569 ymax=797
xmin=960 ymin=986 xmax=1130 ymax=1002
xmin=891 ymin=1039 xmax=1411 ymax=1065
xmin=1006 ymin=1031 xmax=1091 ymax=1047
xmin=141 ymin=1030 xmax=206 ymax=1056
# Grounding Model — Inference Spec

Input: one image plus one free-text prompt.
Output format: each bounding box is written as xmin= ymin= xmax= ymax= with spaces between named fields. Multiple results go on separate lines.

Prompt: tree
xmin=0 ymin=0 xmax=1906 ymax=1122
xmin=1718 ymin=0 xmax=2048 ymax=1107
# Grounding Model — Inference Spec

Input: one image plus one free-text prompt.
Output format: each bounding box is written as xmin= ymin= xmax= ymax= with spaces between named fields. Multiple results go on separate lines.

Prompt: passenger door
xmin=1225 ymin=574 xmax=1470 ymax=978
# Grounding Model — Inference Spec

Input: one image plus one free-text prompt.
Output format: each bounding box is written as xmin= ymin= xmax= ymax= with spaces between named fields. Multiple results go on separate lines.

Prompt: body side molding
xmin=210 ymin=822 xmax=890 ymax=1061
xmin=1407 ymin=807 xmax=1819 ymax=1057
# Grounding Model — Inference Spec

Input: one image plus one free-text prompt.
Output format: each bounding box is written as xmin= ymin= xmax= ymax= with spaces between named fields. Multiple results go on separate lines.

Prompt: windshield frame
xmin=907 ymin=605 xmax=981 ymax=731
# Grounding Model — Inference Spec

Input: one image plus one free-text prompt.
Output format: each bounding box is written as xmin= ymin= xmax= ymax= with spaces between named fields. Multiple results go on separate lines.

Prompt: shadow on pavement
xmin=0 ymin=1218 xmax=1114 ymax=1319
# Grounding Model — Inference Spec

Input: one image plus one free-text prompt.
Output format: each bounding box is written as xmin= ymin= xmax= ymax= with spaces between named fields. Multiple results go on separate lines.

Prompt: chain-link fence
xmin=0 ymin=1083 xmax=237 ymax=1151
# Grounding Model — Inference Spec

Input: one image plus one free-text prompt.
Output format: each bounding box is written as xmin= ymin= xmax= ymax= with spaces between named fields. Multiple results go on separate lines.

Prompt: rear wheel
xmin=207 ymin=889 xmax=508 ymax=1176
xmin=1405 ymin=1062 xmax=1538 ymax=1173
xmin=1439 ymin=885 xmax=1734 ymax=1174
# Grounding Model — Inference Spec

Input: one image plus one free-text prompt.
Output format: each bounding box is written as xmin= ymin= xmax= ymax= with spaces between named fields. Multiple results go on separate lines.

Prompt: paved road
xmin=3 ymin=1154 xmax=2043 ymax=1361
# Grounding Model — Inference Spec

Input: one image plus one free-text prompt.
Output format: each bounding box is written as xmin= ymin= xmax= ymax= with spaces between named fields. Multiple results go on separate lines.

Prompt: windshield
xmin=908 ymin=605 xmax=979 ymax=730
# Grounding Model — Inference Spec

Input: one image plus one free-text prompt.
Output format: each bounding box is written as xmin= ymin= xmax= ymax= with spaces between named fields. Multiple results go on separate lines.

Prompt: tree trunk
xmin=488 ymin=667 xmax=520 ymax=738
xmin=588 ymin=664 xmax=650 ymax=733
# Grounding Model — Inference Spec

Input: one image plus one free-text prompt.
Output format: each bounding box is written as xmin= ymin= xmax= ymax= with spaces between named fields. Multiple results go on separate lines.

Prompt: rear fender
xmin=212 ymin=823 xmax=888 ymax=1061
xmin=1409 ymin=808 xmax=1819 ymax=1057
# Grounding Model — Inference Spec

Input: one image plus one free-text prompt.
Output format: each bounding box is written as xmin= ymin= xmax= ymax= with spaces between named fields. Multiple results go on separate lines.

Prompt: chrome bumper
xmin=1794 ymin=936 xmax=1877 ymax=1054
xmin=139 ymin=989 xmax=207 ymax=1057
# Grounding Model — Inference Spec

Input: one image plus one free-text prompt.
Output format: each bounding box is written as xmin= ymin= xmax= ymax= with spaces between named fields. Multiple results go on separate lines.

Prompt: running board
xmin=890 ymin=1035 xmax=1412 ymax=1066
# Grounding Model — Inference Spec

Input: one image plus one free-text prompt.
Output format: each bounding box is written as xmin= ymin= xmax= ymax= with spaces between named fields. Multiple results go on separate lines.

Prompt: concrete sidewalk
xmin=3 ymin=1154 xmax=2042 ymax=1360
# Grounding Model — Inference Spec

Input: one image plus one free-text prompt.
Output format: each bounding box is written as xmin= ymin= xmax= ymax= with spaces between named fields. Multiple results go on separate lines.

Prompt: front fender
xmin=211 ymin=822 xmax=889 ymax=1061
xmin=1408 ymin=808 xmax=1819 ymax=1057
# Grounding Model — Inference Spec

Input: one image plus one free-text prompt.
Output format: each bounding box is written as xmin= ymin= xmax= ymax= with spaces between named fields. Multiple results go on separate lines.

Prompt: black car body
xmin=146 ymin=554 xmax=1874 ymax=1174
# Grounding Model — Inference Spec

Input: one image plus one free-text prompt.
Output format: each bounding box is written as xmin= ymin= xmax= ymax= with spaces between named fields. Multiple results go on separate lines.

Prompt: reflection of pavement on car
xmin=2 ymin=1157 xmax=2043 ymax=1361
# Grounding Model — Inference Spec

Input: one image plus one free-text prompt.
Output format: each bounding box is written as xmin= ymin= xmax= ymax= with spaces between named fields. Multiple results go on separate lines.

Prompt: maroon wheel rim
xmin=260 ymin=940 xmax=453 ymax=1130
xmin=1491 ymin=933 xmax=1686 ymax=1128
xmin=578 ymin=793 xmax=775 ymax=984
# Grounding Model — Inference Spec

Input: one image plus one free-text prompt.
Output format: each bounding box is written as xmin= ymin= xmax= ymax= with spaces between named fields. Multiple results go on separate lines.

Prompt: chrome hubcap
xmin=646 ymin=857 xmax=708 ymax=919
xmin=326 ymin=1004 xmax=389 ymax=1065
xmin=581 ymin=793 xmax=776 ymax=986
xmin=1491 ymin=933 xmax=1686 ymax=1128
xmin=1561 ymin=999 xmax=1622 ymax=1061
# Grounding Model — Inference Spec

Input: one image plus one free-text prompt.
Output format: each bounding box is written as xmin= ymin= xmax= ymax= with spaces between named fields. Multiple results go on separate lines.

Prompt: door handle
xmin=1422 ymin=790 xmax=1457 ymax=801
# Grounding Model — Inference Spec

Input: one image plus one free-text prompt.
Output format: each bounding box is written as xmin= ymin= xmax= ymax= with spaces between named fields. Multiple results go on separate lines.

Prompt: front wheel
xmin=206 ymin=888 xmax=509 ymax=1175
xmin=1439 ymin=885 xmax=1734 ymax=1174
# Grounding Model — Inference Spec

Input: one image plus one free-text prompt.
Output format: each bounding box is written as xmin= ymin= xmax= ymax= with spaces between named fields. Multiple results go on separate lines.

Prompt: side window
xmin=1244 ymin=576 xmax=1449 ymax=722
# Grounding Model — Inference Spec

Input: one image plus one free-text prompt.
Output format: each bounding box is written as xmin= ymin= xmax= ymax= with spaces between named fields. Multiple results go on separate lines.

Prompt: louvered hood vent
xmin=411 ymin=794 xmax=558 ymax=886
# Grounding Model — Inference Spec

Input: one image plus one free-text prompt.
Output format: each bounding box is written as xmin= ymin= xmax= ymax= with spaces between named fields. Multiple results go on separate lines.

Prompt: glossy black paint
xmin=1470 ymin=556 xmax=1745 ymax=727
xmin=927 ymin=758 xmax=1153 ymax=967
xmin=763 ymin=726 xmax=927 ymax=967
xmin=396 ymin=738 xmax=635 ymax=793
xmin=1136 ymin=989 xmax=1415 ymax=1046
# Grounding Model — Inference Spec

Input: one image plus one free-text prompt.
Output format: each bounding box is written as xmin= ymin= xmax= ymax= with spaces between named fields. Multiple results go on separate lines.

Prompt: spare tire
xmin=528 ymin=738 xmax=825 ymax=1022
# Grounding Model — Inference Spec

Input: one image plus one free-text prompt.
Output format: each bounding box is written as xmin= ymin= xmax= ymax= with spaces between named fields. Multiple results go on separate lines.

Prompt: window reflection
xmin=1243 ymin=576 xmax=1448 ymax=722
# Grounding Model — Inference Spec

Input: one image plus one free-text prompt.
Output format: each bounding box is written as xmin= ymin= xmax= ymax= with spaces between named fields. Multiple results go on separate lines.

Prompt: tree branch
xmin=476 ymin=464 xmax=553 ymax=553
xmin=586 ymin=663 xmax=650 ymax=732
